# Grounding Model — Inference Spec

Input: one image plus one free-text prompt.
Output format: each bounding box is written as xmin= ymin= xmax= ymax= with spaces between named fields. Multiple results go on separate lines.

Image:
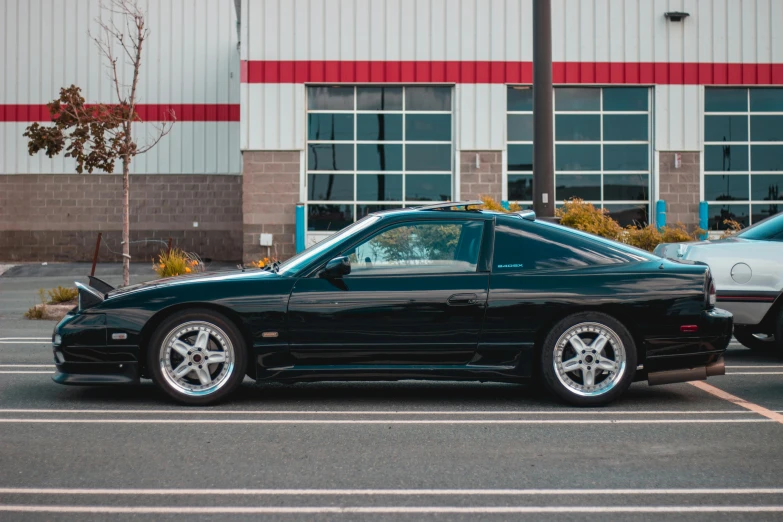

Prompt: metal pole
xmin=533 ymin=0 xmax=555 ymax=218
xmin=90 ymin=232 xmax=102 ymax=277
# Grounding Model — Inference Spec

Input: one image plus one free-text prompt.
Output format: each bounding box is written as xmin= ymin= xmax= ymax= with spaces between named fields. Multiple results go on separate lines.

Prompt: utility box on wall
xmin=259 ymin=233 xmax=273 ymax=247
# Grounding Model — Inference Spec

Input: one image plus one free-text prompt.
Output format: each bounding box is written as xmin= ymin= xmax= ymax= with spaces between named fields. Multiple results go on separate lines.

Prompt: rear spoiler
xmin=87 ymin=276 xmax=115 ymax=294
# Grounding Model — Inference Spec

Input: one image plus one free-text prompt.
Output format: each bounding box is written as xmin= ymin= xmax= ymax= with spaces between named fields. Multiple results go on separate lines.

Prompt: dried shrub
xmin=47 ymin=286 xmax=78 ymax=304
xmin=623 ymin=225 xmax=663 ymax=252
xmin=663 ymin=222 xmax=706 ymax=243
xmin=153 ymin=248 xmax=202 ymax=278
xmin=721 ymin=219 xmax=744 ymax=237
xmin=477 ymin=195 xmax=522 ymax=213
xmin=556 ymin=198 xmax=623 ymax=241
xmin=248 ymin=256 xmax=279 ymax=269
xmin=24 ymin=289 xmax=47 ymax=320
xmin=623 ymin=223 xmax=706 ymax=252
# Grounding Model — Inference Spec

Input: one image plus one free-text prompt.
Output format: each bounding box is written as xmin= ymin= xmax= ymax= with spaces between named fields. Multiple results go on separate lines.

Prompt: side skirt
xmin=254 ymin=365 xmax=529 ymax=384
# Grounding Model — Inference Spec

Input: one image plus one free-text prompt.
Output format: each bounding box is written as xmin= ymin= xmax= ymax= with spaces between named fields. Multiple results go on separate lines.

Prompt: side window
xmin=344 ymin=220 xmax=484 ymax=275
xmin=493 ymin=220 xmax=629 ymax=272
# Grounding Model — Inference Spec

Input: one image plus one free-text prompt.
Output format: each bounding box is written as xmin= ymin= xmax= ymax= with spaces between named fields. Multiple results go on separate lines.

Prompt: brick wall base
xmin=659 ymin=151 xmax=700 ymax=227
xmin=459 ymin=151 xmax=503 ymax=203
xmin=0 ymin=174 xmax=243 ymax=262
xmin=242 ymin=151 xmax=300 ymax=264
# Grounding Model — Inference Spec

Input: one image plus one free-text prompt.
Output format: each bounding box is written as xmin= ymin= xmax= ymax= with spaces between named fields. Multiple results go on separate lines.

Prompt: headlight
xmin=53 ymin=334 xmax=62 ymax=346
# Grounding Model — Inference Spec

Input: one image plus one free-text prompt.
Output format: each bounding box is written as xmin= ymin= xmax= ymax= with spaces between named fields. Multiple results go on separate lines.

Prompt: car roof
xmin=367 ymin=201 xmax=534 ymax=222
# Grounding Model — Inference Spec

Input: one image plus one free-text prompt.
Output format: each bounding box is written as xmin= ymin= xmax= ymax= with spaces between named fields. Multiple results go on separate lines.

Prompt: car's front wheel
xmin=540 ymin=312 xmax=637 ymax=406
xmin=148 ymin=310 xmax=247 ymax=405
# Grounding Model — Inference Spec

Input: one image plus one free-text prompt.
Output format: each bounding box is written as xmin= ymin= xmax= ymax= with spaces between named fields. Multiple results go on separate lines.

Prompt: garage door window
xmin=704 ymin=88 xmax=783 ymax=229
xmin=507 ymin=86 xmax=651 ymax=226
xmin=307 ymin=86 xmax=453 ymax=231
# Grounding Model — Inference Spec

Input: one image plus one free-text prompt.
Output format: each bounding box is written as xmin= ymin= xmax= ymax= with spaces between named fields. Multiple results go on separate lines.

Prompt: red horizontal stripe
xmin=241 ymin=60 xmax=783 ymax=85
xmin=716 ymin=295 xmax=776 ymax=303
xmin=0 ymin=104 xmax=240 ymax=122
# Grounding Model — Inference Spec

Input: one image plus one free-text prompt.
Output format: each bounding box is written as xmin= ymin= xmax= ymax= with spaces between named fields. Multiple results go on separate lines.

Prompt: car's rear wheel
xmin=148 ymin=310 xmax=247 ymax=405
xmin=733 ymin=327 xmax=777 ymax=353
xmin=540 ymin=312 xmax=637 ymax=406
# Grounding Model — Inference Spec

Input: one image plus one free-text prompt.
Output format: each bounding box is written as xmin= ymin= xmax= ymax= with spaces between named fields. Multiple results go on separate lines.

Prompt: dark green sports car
xmin=54 ymin=202 xmax=732 ymax=406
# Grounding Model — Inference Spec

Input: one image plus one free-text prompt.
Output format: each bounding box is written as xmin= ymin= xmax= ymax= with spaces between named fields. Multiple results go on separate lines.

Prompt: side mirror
xmin=320 ymin=256 xmax=351 ymax=278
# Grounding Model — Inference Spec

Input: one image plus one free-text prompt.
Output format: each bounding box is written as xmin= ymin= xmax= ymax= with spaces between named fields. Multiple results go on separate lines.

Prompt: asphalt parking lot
xmin=1 ymin=265 xmax=782 ymax=520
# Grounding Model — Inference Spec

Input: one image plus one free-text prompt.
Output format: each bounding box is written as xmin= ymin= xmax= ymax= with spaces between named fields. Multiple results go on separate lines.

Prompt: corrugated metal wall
xmin=1 ymin=0 xmax=241 ymax=174
xmin=241 ymin=0 xmax=783 ymax=152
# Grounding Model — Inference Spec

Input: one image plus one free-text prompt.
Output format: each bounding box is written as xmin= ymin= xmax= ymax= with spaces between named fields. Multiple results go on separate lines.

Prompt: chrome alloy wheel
xmin=159 ymin=321 xmax=235 ymax=396
xmin=553 ymin=322 xmax=627 ymax=397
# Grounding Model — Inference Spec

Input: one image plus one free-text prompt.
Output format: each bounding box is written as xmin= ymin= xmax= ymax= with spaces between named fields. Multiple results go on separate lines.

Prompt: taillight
xmin=708 ymin=277 xmax=716 ymax=308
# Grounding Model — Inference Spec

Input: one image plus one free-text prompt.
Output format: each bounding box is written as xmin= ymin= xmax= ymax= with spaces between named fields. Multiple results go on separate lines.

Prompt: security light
xmin=664 ymin=12 xmax=690 ymax=22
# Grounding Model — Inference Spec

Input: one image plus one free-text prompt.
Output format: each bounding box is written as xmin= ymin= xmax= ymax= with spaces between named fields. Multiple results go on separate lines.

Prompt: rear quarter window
xmin=492 ymin=217 xmax=642 ymax=272
xmin=737 ymin=212 xmax=783 ymax=242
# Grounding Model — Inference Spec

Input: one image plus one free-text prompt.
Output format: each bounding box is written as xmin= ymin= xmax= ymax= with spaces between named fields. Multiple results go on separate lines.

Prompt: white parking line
xmin=0 ymin=408 xmax=759 ymax=415
xmin=2 ymin=487 xmax=783 ymax=496
xmin=0 ymin=371 xmax=51 ymax=374
xmin=727 ymin=366 xmax=783 ymax=369
xmin=0 ymin=418 xmax=772 ymax=425
xmin=726 ymin=372 xmax=783 ymax=375
xmin=0 ymin=365 xmax=55 ymax=368
xmin=0 ymin=342 xmax=50 ymax=345
xmin=0 ymin=338 xmax=51 ymax=341
xmin=0 ymin=505 xmax=781 ymax=514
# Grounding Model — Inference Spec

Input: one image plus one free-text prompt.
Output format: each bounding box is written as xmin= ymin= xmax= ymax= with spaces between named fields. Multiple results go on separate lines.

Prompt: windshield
xmin=276 ymin=215 xmax=382 ymax=275
xmin=736 ymin=211 xmax=783 ymax=241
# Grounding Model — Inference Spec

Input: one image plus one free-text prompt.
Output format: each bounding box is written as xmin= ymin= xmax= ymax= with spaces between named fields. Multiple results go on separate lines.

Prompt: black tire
xmin=777 ymin=307 xmax=783 ymax=352
xmin=540 ymin=312 xmax=637 ymax=406
xmin=734 ymin=326 xmax=777 ymax=353
xmin=147 ymin=309 xmax=247 ymax=405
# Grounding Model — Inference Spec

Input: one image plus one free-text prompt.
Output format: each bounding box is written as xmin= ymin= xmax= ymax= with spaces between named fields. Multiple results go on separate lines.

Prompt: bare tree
xmin=24 ymin=0 xmax=175 ymax=286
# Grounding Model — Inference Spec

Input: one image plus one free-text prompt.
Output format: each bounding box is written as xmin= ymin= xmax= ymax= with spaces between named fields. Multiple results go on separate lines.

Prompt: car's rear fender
xmin=530 ymin=303 xmax=647 ymax=366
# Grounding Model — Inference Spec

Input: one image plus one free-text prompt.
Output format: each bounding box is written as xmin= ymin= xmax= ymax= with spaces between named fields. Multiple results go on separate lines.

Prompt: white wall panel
xmin=244 ymin=84 xmax=305 ymax=151
xmin=245 ymin=0 xmax=783 ymax=63
xmin=457 ymin=84 xmax=506 ymax=151
xmin=655 ymin=85 xmax=703 ymax=152
xmin=0 ymin=122 xmax=241 ymax=175
xmin=2 ymin=0 xmax=240 ymax=174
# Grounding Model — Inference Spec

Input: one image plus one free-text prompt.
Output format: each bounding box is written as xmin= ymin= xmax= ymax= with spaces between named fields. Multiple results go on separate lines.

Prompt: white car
xmin=654 ymin=212 xmax=783 ymax=352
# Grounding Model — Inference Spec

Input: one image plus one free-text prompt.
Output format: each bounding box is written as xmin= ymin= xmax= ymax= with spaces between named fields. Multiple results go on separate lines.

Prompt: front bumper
xmin=52 ymin=312 xmax=140 ymax=386
xmin=53 ymin=360 xmax=140 ymax=385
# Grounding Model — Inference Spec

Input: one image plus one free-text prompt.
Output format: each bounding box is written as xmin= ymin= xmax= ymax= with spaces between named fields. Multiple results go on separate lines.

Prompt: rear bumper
xmin=644 ymin=308 xmax=733 ymax=358
xmin=642 ymin=307 xmax=732 ymax=386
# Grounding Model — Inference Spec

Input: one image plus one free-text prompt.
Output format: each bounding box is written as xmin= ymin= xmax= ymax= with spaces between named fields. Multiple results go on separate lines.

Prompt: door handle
xmin=448 ymin=293 xmax=479 ymax=306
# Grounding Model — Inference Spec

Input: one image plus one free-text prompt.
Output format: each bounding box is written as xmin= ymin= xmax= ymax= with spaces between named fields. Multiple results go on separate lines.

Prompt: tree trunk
xmin=122 ymin=157 xmax=130 ymax=287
